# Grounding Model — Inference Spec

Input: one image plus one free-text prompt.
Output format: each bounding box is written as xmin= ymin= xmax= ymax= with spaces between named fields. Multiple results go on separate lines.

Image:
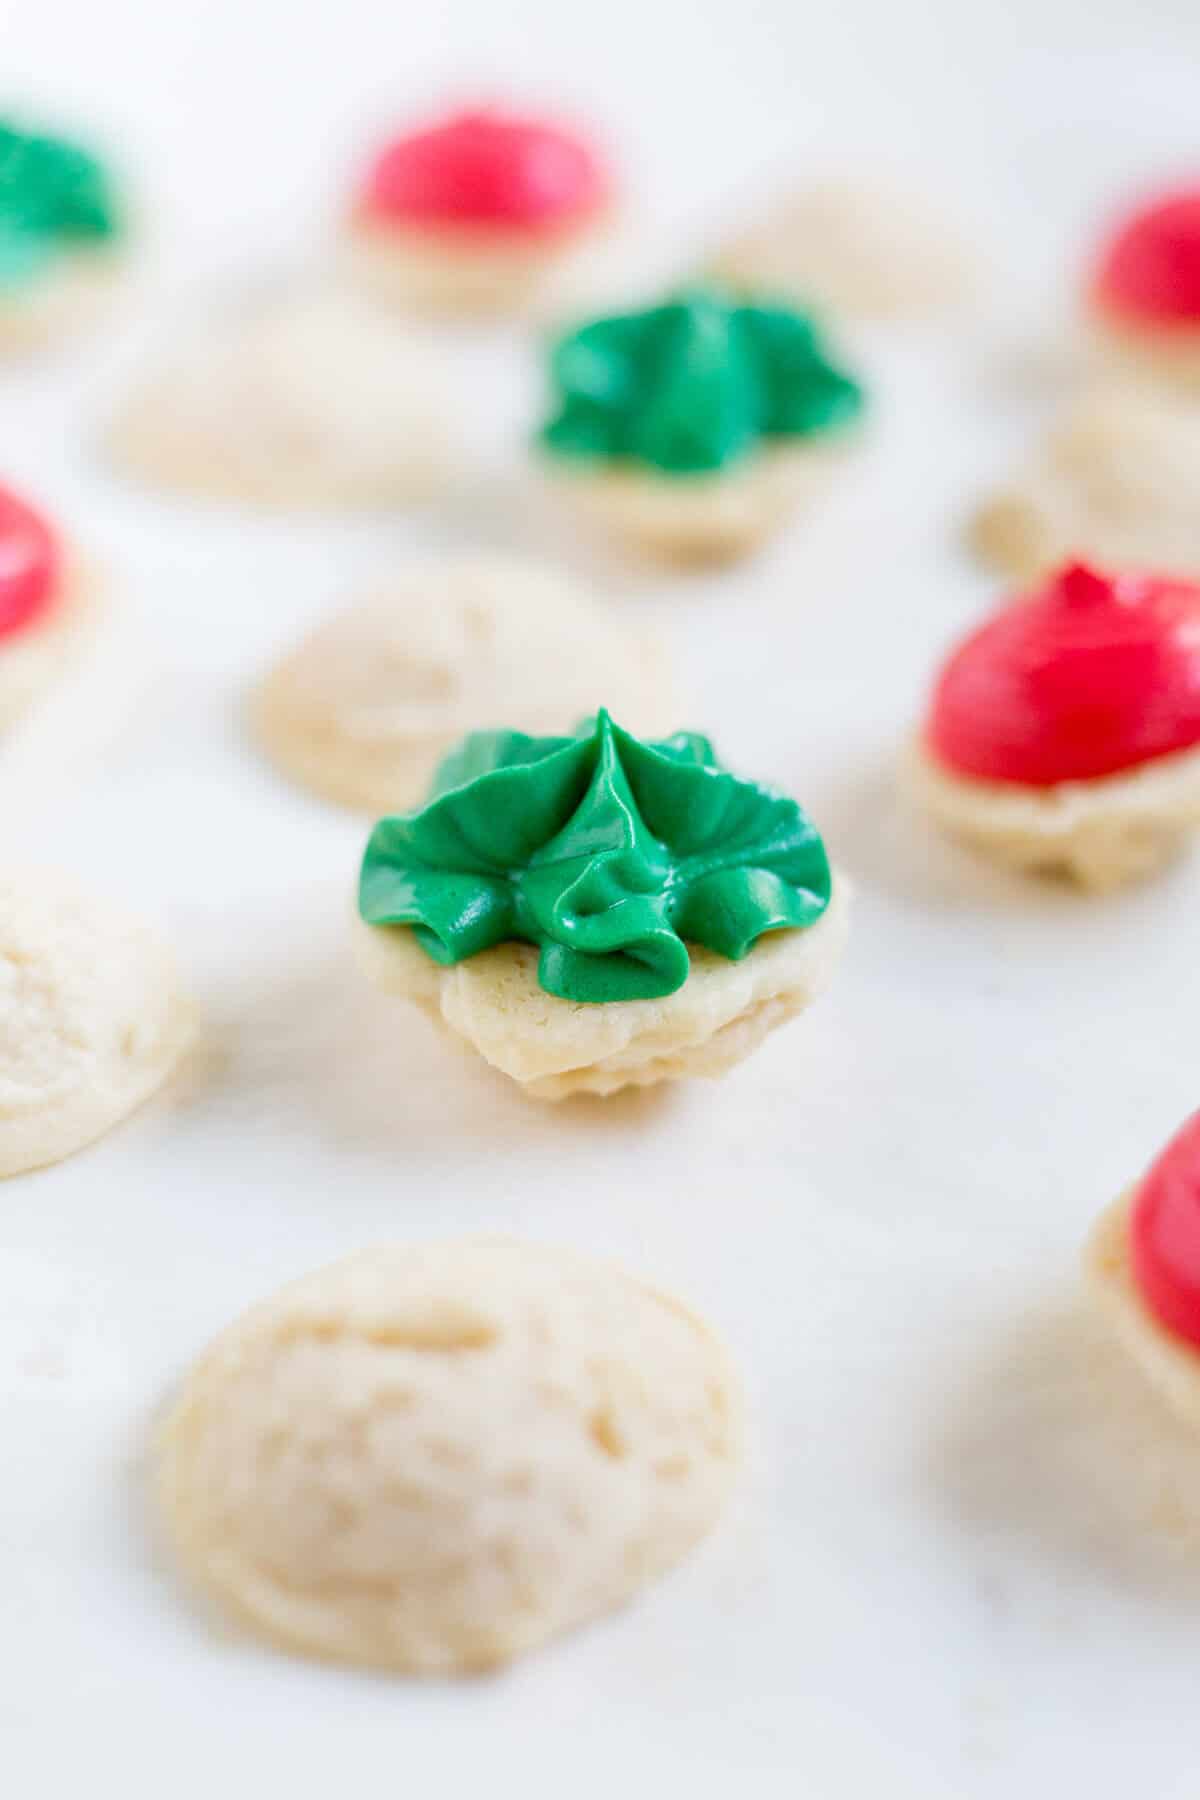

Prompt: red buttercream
xmin=358 ymin=107 xmax=607 ymax=235
xmin=925 ymin=562 xmax=1200 ymax=786
xmin=1131 ymin=1113 xmax=1200 ymax=1349
xmin=1092 ymin=186 xmax=1200 ymax=327
xmin=0 ymin=485 xmax=59 ymax=640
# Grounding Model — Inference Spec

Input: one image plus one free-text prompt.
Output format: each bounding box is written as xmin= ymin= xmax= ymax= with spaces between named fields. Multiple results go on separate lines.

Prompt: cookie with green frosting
xmin=359 ymin=710 xmax=832 ymax=1004
xmin=0 ymin=118 xmax=121 ymax=286
xmin=355 ymin=711 xmax=848 ymax=1097
xmin=539 ymin=286 xmax=863 ymax=477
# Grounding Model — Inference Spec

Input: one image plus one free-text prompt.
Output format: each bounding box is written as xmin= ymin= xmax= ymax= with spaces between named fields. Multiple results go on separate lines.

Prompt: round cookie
xmin=355 ymin=887 xmax=849 ymax=1099
xmin=250 ymin=555 xmax=677 ymax=814
xmin=1086 ymin=1114 xmax=1200 ymax=1431
xmin=344 ymin=105 xmax=611 ymax=316
xmin=538 ymin=286 xmax=864 ymax=565
xmin=356 ymin=711 xmax=847 ymax=1099
xmin=105 ymin=287 xmax=453 ymax=510
xmin=0 ymin=869 xmax=195 ymax=1176
xmin=0 ymin=116 xmax=125 ymax=354
xmin=156 ymin=1240 xmax=741 ymax=1674
xmin=707 ymin=177 xmax=976 ymax=320
xmin=905 ymin=561 xmax=1200 ymax=889
xmin=971 ymin=383 xmax=1200 ymax=581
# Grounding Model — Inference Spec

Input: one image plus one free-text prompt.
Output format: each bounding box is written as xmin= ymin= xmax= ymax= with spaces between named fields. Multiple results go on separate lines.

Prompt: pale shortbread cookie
xmin=904 ymin=736 xmax=1200 ymax=891
xmin=972 ymin=384 xmax=1200 ymax=580
xmin=156 ymin=1240 xmax=741 ymax=1674
xmin=708 ymin=178 xmax=976 ymax=319
xmin=1086 ymin=1193 xmax=1200 ymax=1433
xmin=0 ymin=869 xmax=195 ymax=1176
xmin=0 ymin=557 xmax=101 ymax=735
xmin=106 ymin=287 xmax=453 ymax=510
xmin=0 ymin=250 xmax=122 ymax=354
xmin=542 ymin=441 xmax=850 ymax=566
xmin=250 ymin=555 xmax=677 ymax=813
xmin=354 ymin=878 xmax=849 ymax=1099
xmin=343 ymin=215 xmax=605 ymax=317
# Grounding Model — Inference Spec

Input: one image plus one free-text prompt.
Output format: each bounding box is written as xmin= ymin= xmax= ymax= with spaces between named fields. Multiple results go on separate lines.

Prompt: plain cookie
xmin=250 ymin=555 xmax=678 ymax=813
xmin=0 ymin=869 xmax=195 ymax=1176
xmin=156 ymin=1240 xmax=742 ymax=1673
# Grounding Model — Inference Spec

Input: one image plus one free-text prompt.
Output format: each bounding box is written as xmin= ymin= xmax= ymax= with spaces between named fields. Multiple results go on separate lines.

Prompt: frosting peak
xmin=358 ymin=711 xmax=832 ymax=1003
xmin=925 ymin=560 xmax=1200 ymax=786
xmin=539 ymin=287 xmax=864 ymax=476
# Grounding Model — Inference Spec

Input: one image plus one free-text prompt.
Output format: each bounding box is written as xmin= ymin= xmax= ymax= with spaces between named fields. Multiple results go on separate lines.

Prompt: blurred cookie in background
xmin=0 ymin=114 xmax=127 ymax=352
xmin=1089 ymin=181 xmax=1200 ymax=388
xmin=103 ymin=285 xmax=455 ymax=511
xmin=706 ymin=175 xmax=977 ymax=321
xmin=971 ymin=381 xmax=1200 ymax=580
xmin=536 ymin=285 xmax=866 ymax=565
xmin=343 ymin=103 xmax=614 ymax=318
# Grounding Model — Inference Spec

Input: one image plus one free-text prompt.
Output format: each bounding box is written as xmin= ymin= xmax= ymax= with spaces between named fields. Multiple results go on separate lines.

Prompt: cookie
xmin=905 ymin=561 xmax=1200 ymax=889
xmin=156 ymin=1240 xmax=741 ymax=1673
xmin=0 ymin=869 xmax=195 ymax=1176
xmin=344 ymin=105 xmax=611 ymax=317
xmin=356 ymin=711 xmax=846 ymax=1097
xmin=0 ymin=117 xmax=125 ymax=353
xmin=105 ymin=288 xmax=453 ymax=510
xmin=707 ymin=177 xmax=976 ymax=320
xmin=537 ymin=286 xmax=864 ymax=564
xmin=250 ymin=554 xmax=677 ymax=813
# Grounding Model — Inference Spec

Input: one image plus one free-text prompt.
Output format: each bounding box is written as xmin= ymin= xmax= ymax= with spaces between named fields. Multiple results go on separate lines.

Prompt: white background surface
xmin=3 ymin=2 xmax=1200 ymax=1795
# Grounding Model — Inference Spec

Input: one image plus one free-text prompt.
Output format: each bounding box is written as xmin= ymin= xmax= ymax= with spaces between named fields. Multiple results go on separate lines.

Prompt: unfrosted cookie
xmin=1086 ymin=1114 xmax=1200 ymax=1431
xmin=355 ymin=884 xmax=849 ymax=1098
xmin=344 ymin=105 xmax=612 ymax=317
xmin=0 ymin=869 xmax=195 ymax=1176
xmin=707 ymin=177 xmax=976 ymax=320
xmin=906 ymin=561 xmax=1200 ymax=889
xmin=105 ymin=287 xmax=453 ymax=510
xmin=156 ymin=1239 xmax=741 ymax=1673
xmin=0 ymin=117 xmax=125 ymax=354
xmin=971 ymin=383 xmax=1200 ymax=580
xmin=538 ymin=287 xmax=865 ymax=565
xmin=250 ymin=555 xmax=677 ymax=814
xmin=356 ymin=712 xmax=847 ymax=1099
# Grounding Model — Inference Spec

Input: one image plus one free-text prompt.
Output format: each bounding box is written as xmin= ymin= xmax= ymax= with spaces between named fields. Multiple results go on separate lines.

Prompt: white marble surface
xmin=3 ymin=4 xmax=1200 ymax=1796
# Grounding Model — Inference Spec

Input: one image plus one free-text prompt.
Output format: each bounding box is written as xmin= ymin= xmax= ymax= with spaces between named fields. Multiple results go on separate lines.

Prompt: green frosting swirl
xmin=0 ymin=119 xmax=121 ymax=287
xmin=358 ymin=711 xmax=832 ymax=1004
xmin=539 ymin=285 xmax=864 ymax=476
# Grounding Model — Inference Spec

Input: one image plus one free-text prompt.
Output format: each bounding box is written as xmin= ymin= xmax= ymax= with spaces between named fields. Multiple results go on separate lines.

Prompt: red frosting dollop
xmin=924 ymin=561 xmax=1200 ymax=787
xmin=1092 ymin=186 xmax=1200 ymax=327
xmin=0 ymin=485 xmax=59 ymax=640
xmin=358 ymin=107 xmax=607 ymax=235
xmin=1131 ymin=1113 xmax=1200 ymax=1348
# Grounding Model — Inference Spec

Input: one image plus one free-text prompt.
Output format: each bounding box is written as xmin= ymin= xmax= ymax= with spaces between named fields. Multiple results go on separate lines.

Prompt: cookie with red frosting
xmin=1090 ymin=184 xmax=1200 ymax=384
xmin=345 ymin=105 xmax=612 ymax=316
xmin=906 ymin=560 xmax=1200 ymax=888
xmin=1087 ymin=1114 xmax=1200 ymax=1430
xmin=0 ymin=482 xmax=97 ymax=733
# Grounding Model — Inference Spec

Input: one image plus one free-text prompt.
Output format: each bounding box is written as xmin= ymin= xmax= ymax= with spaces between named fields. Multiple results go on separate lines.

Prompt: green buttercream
xmin=358 ymin=711 xmax=832 ymax=1004
xmin=0 ymin=119 xmax=121 ymax=287
xmin=539 ymin=286 xmax=864 ymax=476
